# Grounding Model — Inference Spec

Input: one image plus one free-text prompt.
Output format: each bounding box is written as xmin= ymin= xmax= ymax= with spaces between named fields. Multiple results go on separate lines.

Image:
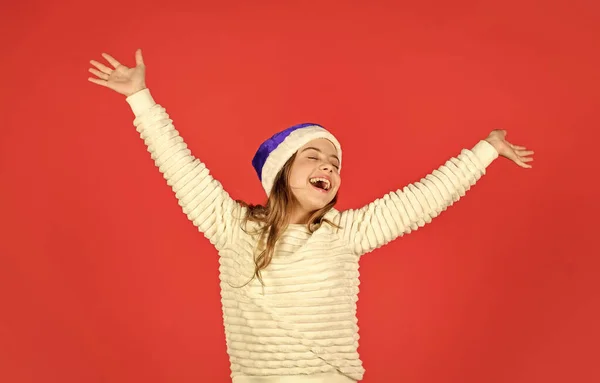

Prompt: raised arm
xmin=338 ymin=131 xmax=533 ymax=257
xmin=127 ymin=89 xmax=243 ymax=249
xmin=88 ymin=50 xmax=243 ymax=250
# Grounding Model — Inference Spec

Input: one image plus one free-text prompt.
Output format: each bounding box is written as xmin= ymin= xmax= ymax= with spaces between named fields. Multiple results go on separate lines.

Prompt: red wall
xmin=1 ymin=1 xmax=598 ymax=382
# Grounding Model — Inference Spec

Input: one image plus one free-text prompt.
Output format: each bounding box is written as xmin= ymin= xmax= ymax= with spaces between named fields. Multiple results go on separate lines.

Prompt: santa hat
xmin=252 ymin=123 xmax=342 ymax=196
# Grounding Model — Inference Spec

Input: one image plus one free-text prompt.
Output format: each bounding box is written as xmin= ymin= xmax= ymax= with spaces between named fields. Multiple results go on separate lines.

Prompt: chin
xmin=307 ymin=202 xmax=328 ymax=212
xmin=292 ymin=185 xmax=337 ymax=212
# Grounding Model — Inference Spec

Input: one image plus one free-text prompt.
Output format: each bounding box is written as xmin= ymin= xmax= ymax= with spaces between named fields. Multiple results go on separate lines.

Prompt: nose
xmin=319 ymin=162 xmax=333 ymax=172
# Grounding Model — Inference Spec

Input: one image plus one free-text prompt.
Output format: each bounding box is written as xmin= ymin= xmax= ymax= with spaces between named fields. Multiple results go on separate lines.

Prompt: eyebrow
xmin=301 ymin=147 xmax=340 ymax=162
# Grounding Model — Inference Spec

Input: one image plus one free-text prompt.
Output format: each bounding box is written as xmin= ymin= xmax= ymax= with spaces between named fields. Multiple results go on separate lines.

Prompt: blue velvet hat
xmin=252 ymin=123 xmax=342 ymax=196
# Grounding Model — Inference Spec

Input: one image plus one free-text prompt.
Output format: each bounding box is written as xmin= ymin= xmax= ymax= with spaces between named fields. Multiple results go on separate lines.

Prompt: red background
xmin=1 ymin=1 xmax=598 ymax=382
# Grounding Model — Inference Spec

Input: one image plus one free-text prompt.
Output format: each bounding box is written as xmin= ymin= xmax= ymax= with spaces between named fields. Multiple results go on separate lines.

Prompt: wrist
xmin=127 ymin=86 xmax=147 ymax=97
xmin=484 ymin=137 xmax=501 ymax=153
xmin=126 ymin=88 xmax=155 ymax=117
xmin=472 ymin=140 xmax=500 ymax=167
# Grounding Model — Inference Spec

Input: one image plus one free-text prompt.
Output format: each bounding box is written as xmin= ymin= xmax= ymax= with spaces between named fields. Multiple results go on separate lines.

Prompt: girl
xmin=88 ymin=49 xmax=534 ymax=383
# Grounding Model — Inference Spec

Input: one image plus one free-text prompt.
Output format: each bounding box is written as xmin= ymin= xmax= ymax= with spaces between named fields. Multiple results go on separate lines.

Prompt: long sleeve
xmin=338 ymin=140 xmax=499 ymax=256
xmin=126 ymin=89 xmax=243 ymax=250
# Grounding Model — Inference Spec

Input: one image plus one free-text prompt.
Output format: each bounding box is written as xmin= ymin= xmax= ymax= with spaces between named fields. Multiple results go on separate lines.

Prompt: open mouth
xmin=309 ymin=177 xmax=331 ymax=193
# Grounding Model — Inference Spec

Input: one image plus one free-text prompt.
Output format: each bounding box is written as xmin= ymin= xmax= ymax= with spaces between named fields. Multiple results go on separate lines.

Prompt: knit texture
xmin=126 ymin=89 xmax=499 ymax=382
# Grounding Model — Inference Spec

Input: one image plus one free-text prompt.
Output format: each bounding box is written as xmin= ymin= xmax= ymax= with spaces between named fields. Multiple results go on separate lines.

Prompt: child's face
xmin=288 ymin=138 xmax=341 ymax=213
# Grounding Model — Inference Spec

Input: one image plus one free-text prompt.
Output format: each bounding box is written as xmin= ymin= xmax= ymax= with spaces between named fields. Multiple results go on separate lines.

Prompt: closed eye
xmin=308 ymin=155 xmax=339 ymax=170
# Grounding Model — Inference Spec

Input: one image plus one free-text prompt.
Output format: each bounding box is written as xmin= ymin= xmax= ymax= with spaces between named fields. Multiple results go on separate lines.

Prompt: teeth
xmin=309 ymin=177 xmax=331 ymax=190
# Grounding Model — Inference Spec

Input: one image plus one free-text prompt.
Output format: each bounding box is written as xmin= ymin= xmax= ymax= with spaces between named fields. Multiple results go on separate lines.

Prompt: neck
xmin=288 ymin=205 xmax=312 ymax=225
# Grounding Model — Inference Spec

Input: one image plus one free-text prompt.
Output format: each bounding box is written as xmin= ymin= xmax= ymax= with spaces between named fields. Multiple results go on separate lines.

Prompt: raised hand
xmin=485 ymin=129 xmax=534 ymax=168
xmin=88 ymin=49 xmax=146 ymax=97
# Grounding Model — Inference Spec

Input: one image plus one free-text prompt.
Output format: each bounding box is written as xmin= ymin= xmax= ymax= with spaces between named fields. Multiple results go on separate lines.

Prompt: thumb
xmin=135 ymin=49 xmax=145 ymax=66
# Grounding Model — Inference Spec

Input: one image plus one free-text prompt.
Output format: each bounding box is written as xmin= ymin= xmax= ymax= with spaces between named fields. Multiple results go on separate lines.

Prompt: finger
xmin=89 ymin=68 xmax=109 ymax=80
xmin=517 ymin=149 xmax=534 ymax=156
xmin=514 ymin=156 xmax=533 ymax=168
xmin=519 ymin=156 xmax=534 ymax=162
xmin=88 ymin=77 xmax=109 ymax=87
xmin=90 ymin=59 xmax=113 ymax=74
xmin=510 ymin=143 xmax=527 ymax=150
xmin=102 ymin=52 xmax=122 ymax=68
xmin=135 ymin=49 xmax=145 ymax=66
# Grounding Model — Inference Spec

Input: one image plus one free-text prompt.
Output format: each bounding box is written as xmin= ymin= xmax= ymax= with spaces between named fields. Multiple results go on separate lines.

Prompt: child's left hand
xmin=485 ymin=130 xmax=534 ymax=168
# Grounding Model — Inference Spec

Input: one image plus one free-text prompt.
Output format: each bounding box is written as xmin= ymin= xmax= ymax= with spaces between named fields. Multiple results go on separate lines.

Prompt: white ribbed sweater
xmin=126 ymin=89 xmax=499 ymax=382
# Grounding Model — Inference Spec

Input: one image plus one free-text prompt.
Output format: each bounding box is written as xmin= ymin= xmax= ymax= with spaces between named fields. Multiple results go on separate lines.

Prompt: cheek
xmin=289 ymin=165 xmax=309 ymax=186
xmin=334 ymin=175 xmax=342 ymax=189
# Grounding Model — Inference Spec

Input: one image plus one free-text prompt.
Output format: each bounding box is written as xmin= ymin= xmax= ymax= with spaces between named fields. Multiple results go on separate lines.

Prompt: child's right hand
xmin=88 ymin=49 xmax=146 ymax=97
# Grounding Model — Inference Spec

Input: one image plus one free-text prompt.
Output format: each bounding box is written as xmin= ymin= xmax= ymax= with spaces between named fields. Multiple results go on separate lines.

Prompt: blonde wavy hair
xmin=236 ymin=152 xmax=340 ymax=285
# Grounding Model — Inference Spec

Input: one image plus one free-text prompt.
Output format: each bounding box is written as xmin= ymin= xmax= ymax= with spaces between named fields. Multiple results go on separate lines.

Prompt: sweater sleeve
xmin=338 ymin=140 xmax=499 ymax=257
xmin=125 ymin=89 xmax=243 ymax=250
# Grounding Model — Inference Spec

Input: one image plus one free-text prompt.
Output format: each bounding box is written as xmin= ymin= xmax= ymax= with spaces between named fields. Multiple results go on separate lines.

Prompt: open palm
xmin=485 ymin=129 xmax=534 ymax=169
xmin=88 ymin=49 xmax=146 ymax=97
